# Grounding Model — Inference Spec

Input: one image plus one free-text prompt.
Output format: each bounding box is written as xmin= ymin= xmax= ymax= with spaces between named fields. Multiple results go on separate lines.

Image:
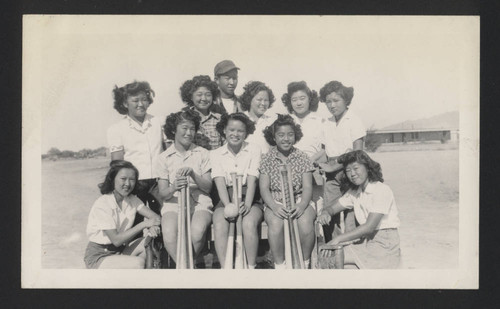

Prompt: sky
xmin=23 ymin=15 xmax=478 ymax=153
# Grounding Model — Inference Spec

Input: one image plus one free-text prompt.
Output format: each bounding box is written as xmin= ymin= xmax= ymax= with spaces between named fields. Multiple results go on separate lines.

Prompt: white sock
xmin=304 ymin=259 xmax=310 ymax=269
xmin=248 ymin=264 xmax=256 ymax=269
xmin=274 ymin=262 xmax=286 ymax=269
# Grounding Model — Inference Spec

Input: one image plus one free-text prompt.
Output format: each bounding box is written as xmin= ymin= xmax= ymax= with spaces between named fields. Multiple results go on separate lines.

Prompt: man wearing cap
xmin=211 ymin=60 xmax=243 ymax=114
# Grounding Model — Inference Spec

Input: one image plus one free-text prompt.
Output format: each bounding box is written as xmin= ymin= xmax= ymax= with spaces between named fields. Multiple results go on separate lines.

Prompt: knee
xmin=266 ymin=218 xmax=283 ymax=235
xmin=132 ymin=256 xmax=145 ymax=269
xmin=191 ymin=224 xmax=208 ymax=242
xmin=242 ymin=217 xmax=258 ymax=233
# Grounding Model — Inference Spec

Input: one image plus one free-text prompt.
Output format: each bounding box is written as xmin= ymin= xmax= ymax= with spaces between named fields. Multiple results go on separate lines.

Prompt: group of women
xmin=83 ymin=74 xmax=401 ymax=270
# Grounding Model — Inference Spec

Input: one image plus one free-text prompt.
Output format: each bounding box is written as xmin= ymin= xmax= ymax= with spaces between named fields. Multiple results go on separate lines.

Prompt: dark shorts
xmin=83 ymin=241 xmax=124 ymax=269
xmin=214 ymin=186 xmax=263 ymax=210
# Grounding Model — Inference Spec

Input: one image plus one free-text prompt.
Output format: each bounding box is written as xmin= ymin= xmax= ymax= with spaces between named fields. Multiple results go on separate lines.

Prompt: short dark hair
xmin=338 ymin=150 xmax=384 ymax=189
xmin=263 ymin=114 xmax=303 ymax=146
xmin=163 ymin=108 xmax=201 ymax=140
xmin=281 ymin=81 xmax=319 ymax=114
xmin=238 ymin=81 xmax=276 ymax=112
xmin=112 ymin=81 xmax=155 ymax=115
xmin=180 ymin=75 xmax=219 ymax=107
xmin=98 ymin=160 xmax=140 ymax=195
xmin=319 ymin=80 xmax=354 ymax=105
xmin=216 ymin=112 xmax=256 ymax=139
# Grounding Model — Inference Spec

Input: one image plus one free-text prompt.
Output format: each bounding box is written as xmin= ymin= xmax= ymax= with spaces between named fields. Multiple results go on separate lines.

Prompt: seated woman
xmin=210 ymin=113 xmax=263 ymax=269
xmin=238 ymin=81 xmax=277 ymax=154
xmin=179 ymin=75 xmax=224 ymax=151
xmin=259 ymin=114 xmax=317 ymax=269
xmin=317 ymin=150 xmax=401 ymax=269
xmin=156 ymin=109 xmax=213 ymax=265
xmin=84 ymin=160 xmax=161 ymax=269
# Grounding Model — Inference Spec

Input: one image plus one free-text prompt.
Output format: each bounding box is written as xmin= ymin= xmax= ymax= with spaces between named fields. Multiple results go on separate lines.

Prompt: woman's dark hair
xmin=112 ymin=81 xmax=155 ymax=115
xmin=319 ymin=80 xmax=354 ymax=106
xmin=263 ymin=114 xmax=303 ymax=146
xmin=281 ymin=81 xmax=319 ymax=114
xmin=179 ymin=75 xmax=220 ymax=107
xmin=216 ymin=112 xmax=256 ymax=139
xmin=98 ymin=160 xmax=140 ymax=195
xmin=238 ymin=81 xmax=276 ymax=112
xmin=338 ymin=150 xmax=384 ymax=189
xmin=163 ymin=108 xmax=201 ymax=140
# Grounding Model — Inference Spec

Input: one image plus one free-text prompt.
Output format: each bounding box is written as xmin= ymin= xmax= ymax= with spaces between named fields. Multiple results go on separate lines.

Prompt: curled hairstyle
xmin=338 ymin=150 xmax=384 ymax=189
xmin=263 ymin=114 xmax=303 ymax=146
xmin=179 ymin=75 xmax=220 ymax=107
xmin=281 ymin=81 xmax=319 ymax=114
xmin=216 ymin=112 xmax=256 ymax=139
xmin=238 ymin=81 xmax=276 ymax=112
xmin=163 ymin=108 xmax=201 ymax=140
xmin=112 ymin=81 xmax=155 ymax=115
xmin=98 ymin=160 xmax=140 ymax=195
xmin=319 ymin=81 xmax=354 ymax=106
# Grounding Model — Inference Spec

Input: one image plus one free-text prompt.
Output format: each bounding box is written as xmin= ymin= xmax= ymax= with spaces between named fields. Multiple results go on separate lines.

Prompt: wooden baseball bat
xmin=144 ymin=235 xmax=154 ymax=269
xmin=286 ymin=165 xmax=305 ymax=269
xmin=224 ymin=173 xmax=238 ymax=269
xmin=279 ymin=164 xmax=304 ymax=269
xmin=234 ymin=174 xmax=247 ymax=269
xmin=186 ymin=179 xmax=194 ymax=268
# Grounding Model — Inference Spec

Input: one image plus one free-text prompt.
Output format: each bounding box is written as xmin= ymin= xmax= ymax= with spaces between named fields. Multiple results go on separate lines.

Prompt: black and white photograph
xmin=22 ymin=15 xmax=479 ymax=288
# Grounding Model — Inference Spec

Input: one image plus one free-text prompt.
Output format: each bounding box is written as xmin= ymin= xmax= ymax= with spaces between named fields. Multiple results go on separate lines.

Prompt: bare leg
xmin=212 ymin=207 xmax=229 ymax=266
xmin=297 ymin=205 xmax=317 ymax=261
xmin=242 ymin=205 xmax=263 ymax=267
xmin=98 ymin=255 xmax=145 ymax=269
xmin=161 ymin=212 xmax=178 ymax=262
xmin=264 ymin=208 xmax=285 ymax=264
xmin=190 ymin=210 xmax=213 ymax=257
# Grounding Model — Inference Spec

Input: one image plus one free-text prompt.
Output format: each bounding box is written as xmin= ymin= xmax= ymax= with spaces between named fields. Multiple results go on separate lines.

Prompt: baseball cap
xmin=214 ymin=60 xmax=240 ymax=76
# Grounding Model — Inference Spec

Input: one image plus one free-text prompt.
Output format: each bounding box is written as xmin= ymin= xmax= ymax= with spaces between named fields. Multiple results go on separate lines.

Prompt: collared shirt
xmin=259 ymin=146 xmax=315 ymax=203
xmin=322 ymin=109 xmax=365 ymax=157
xmin=290 ymin=112 xmax=326 ymax=159
xmin=107 ymin=114 xmax=164 ymax=179
xmin=338 ymin=181 xmax=400 ymax=230
xmin=210 ymin=141 xmax=262 ymax=186
xmin=155 ymin=143 xmax=212 ymax=206
xmin=244 ymin=111 xmax=277 ymax=154
xmin=212 ymin=95 xmax=242 ymax=114
xmin=192 ymin=109 xmax=223 ymax=150
xmin=86 ymin=194 xmax=144 ymax=245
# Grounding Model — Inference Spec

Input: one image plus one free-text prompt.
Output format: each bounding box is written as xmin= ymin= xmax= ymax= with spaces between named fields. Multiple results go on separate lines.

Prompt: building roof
xmin=374 ymin=111 xmax=459 ymax=133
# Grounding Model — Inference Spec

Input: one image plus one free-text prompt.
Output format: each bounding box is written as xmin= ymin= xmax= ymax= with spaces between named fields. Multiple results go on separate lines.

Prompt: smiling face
xmin=124 ymin=91 xmax=150 ymax=120
xmin=325 ymin=91 xmax=348 ymax=119
xmin=345 ymin=162 xmax=369 ymax=188
xmin=249 ymin=90 xmax=270 ymax=118
xmin=224 ymin=119 xmax=247 ymax=148
xmin=175 ymin=119 xmax=196 ymax=149
xmin=191 ymin=86 xmax=213 ymax=113
xmin=113 ymin=168 xmax=137 ymax=197
xmin=290 ymin=90 xmax=310 ymax=118
xmin=274 ymin=124 xmax=296 ymax=153
xmin=215 ymin=69 xmax=238 ymax=98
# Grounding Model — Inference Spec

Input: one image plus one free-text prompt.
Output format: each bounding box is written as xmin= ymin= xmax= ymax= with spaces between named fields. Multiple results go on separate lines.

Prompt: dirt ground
xmin=40 ymin=149 xmax=459 ymax=269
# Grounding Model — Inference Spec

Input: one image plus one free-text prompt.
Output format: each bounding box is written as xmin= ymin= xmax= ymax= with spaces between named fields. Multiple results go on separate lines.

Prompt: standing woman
xmin=210 ymin=113 xmax=263 ymax=269
xmin=84 ymin=160 xmax=161 ymax=269
xmin=180 ymin=75 xmax=224 ymax=151
xmin=317 ymin=81 xmax=365 ymax=236
xmin=155 ymin=109 xmax=213 ymax=264
xmin=281 ymin=81 xmax=326 ymax=211
xmin=238 ymin=81 xmax=277 ymax=154
xmin=107 ymin=81 xmax=164 ymax=214
xmin=259 ymin=114 xmax=316 ymax=269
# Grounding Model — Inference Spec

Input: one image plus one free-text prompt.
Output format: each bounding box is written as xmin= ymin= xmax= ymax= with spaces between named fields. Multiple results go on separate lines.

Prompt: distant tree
xmin=47 ymin=147 xmax=62 ymax=156
xmin=92 ymin=147 xmax=107 ymax=157
xmin=60 ymin=150 xmax=76 ymax=158
xmin=364 ymin=125 xmax=383 ymax=152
